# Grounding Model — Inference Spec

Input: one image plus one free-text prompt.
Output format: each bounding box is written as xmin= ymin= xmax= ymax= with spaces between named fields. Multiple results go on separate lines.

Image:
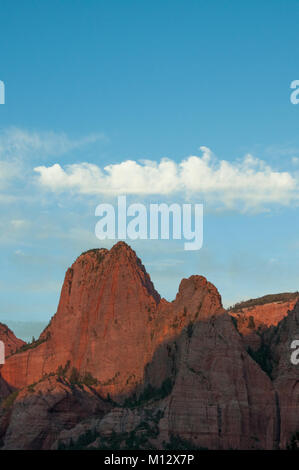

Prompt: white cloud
xmin=34 ymin=146 xmax=297 ymax=212
xmin=0 ymin=127 xmax=105 ymax=202
xmin=0 ymin=127 xmax=104 ymax=160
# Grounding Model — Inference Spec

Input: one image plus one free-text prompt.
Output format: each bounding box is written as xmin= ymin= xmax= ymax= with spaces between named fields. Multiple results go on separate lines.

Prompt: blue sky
xmin=1 ymin=0 xmax=299 ymax=341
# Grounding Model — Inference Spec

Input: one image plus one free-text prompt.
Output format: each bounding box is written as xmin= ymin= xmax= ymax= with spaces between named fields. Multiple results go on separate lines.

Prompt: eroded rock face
xmin=264 ymin=303 xmax=299 ymax=448
xmin=1 ymin=244 xmax=160 ymax=395
xmin=0 ymin=242 xmax=298 ymax=450
xmin=0 ymin=376 xmax=111 ymax=450
xmin=228 ymin=296 xmax=299 ymax=448
xmin=46 ymin=314 xmax=278 ymax=451
xmin=229 ymin=295 xmax=298 ymax=351
xmin=164 ymin=313 xmax=277 ymax=450
xmin=0 ymin=324 xmax=25 ymax=401
xmin=0 ymin=323 xmax=25 ymax=357
xmin=0 ymin=243 xmax=224 ymax=401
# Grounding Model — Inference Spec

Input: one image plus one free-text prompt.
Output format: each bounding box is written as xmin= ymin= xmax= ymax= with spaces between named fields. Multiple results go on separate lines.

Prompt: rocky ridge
xmin=0 ymin=242 xmax=298 ymax=450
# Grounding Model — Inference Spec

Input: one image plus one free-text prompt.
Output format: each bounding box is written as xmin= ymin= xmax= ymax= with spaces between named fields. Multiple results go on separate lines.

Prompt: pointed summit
xmin=1 ymin=242 xmax=222 ymax=399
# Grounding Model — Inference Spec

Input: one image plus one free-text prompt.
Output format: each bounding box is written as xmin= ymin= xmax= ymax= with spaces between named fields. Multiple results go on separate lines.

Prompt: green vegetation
xmin=25 ymin=372 xmax=56 ymax=394
xmin=69 ymin=367 xmax=80 ymax=384
xmin=57 ymin=360 xmax=71 ymax=378
xmin=58 ymin=410 xmax=164 ymax=450
xmin=123 ymin=378 xmax=174 ymax=408
xmin=124 ymin=420 xmax=160 ymax=450
xmin=27 ymin=383 xmax=36 ymax=393
xmin=1 ymin=390 xmax=19 ymax=409
xmin=58 ymin=429 xmax=100 ymax=450
xmin=98 ymin=371 xmax=120 ymax=387
xmin=12 ymin=331 xmax=51 ymax=355
xmin=81 ymin=372 xmax=98 ymax=387
xmin=229 ymin=292 xmax=299 ymax=312
xmin=58 ymin=365 xmax=99 ymax=388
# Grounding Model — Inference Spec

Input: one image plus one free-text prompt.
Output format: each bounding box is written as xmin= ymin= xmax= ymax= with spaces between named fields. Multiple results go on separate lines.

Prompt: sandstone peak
xmin=1 ymin=244 xmax=299 ymax=450
xmin=0 ymin=242 xmax=222 ymax=396
xmin=73 ymin=242 xmax=160 ymax=304
xmin=77 ymin=241 xmax=135 ymax=260
xmin=178 ymin=275 xmax=220 ymax=298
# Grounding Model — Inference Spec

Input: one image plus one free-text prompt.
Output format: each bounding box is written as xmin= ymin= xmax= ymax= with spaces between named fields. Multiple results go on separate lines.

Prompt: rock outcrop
xmin=0 ymin=323 xmax=25 ymax=357
xmin=0 ymin=243 xmax=224 ymax=400
xmin=228 ymin=293 xmax=299 ymax=351
xmin=0 ymin=375 xmax=111 ymax=450
xmin=0 ymin=242 xmax=298 ymax=450
xmin=263 ymin=302 xmax=299 ymax=448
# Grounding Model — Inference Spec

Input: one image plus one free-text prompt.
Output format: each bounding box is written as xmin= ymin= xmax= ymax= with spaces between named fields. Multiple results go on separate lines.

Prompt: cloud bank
xmin=0 ymin=128 xmax=297 ymax=212
xmin=34 ymin=146 xmax=297 ymax=212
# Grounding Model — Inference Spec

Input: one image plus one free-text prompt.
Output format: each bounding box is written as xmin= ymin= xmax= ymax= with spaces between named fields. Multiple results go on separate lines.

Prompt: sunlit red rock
xmin=0 ymin=243 xmax=298 ymax=449
xmin=0 ymin=323 xmax=25 ymax=357
xmin=228 ymin=294 xmax=298 ymax=351
xmin=0 ymin=243 xmax=224 ymax=399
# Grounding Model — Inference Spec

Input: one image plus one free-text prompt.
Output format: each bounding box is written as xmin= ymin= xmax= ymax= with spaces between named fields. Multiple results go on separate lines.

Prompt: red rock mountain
xmin=228 ymin=293 xmax=299 ymax=351
xmin=263 ymin=303 xmax=299 ymax=448
xmin=0 ymin=242 xmax=298 ymax=450
xmin=0 ymin=243 xmax=224 ymax=398
xmin=0 ymin=324 xmax=25 ymax=400
xmin=0 ymin=323 xmax=25 ymax=357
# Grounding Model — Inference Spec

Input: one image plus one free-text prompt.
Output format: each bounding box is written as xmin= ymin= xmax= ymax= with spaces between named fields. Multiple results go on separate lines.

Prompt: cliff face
xmin=229 ymin=296 xmax=298 ymax=351
xmin=228 ymin=295 xmax=299 ymax=448
xmin=0 ymin=324 xmax=25 ymax=401
xmin=264 ymin=303 xmax=299 ymax=448
xmin=1 ymin=375 xmax=112 ymax=450
xmin=0 ymin=242 xmax=298 ymax=450
xmin=161 ymin=313 xmax=277 ymax=450
xmin=0 ymin=323 xmax=25 ymax=357
xmin=1 ymin=244 xmax=160 ymax=394
xmin=0 ymin=243 xmax=224 ymax=399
